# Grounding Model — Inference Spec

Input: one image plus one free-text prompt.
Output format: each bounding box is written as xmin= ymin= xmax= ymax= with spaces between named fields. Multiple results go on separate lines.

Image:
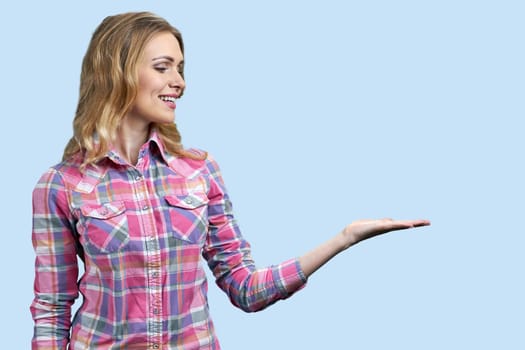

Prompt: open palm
xmin=342 ymin=218 xmax=431 ymax=249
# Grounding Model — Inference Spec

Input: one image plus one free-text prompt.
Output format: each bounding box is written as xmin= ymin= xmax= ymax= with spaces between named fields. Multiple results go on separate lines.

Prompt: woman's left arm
xmin=298 ymin=219 xmax=430 ymax=277
xmin=202 ymin=156 xmax=430 ymax=311
xmin=202 ymin=156 xmax=306 ymax=313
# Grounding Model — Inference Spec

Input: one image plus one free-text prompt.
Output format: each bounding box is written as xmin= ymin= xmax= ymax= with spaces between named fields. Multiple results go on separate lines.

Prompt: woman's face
xmin=127 ymin=31 xmax=185 ymax=127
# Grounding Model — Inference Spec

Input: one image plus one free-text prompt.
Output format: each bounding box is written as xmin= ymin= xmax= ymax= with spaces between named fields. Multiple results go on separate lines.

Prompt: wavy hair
xmin=63 ymin=11 xmax=204 ymax=167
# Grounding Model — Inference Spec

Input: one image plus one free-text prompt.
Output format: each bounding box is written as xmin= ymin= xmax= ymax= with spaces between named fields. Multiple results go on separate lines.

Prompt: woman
xmin=30 ymin=11 xmax=430 ymax=349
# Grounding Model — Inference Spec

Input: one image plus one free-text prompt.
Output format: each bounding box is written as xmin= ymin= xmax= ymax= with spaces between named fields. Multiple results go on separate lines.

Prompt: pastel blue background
xmin=1 ymin=1 xmax=523 ymax=348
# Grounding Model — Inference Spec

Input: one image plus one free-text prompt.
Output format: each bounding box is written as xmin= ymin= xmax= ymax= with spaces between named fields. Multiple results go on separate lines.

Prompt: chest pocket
xmin=78 ymin=201 xmax=129 ymax=254
xmin=164 ymin=193 xmax=209 ymax=245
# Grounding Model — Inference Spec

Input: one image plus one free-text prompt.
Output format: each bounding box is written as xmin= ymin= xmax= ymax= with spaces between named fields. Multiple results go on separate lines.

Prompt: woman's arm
xmin=31 ymin=168 xmax=79 ymax=350
xmin=203 ymin=155 xmax=430 ymax=311
xmin=203 ymin=156 xmax=306 ymax=312
xmin=299 ymin=219 xmax=430 ymax=277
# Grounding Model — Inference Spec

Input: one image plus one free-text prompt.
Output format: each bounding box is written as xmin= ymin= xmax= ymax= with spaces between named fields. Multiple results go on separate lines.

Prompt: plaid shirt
xmin=31 ymin=131 xmax=306 ymax=349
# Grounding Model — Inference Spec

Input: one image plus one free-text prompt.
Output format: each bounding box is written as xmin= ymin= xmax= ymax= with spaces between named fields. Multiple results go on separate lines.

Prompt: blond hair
xmin=63 ymin=11 xmax=204 ymax=167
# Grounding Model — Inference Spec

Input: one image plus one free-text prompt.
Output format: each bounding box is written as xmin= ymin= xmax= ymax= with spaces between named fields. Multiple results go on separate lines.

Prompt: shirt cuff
xmin=273 ymin=258 xmax=308 ymax=297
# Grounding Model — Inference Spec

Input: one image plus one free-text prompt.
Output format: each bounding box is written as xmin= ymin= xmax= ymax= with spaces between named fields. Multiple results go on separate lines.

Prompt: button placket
xmin=132 ymin=169 xmax=163 ymax=348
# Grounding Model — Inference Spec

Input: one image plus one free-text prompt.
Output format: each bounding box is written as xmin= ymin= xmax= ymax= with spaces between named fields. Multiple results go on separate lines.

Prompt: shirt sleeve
xmin=30 ymin=168 xmax=80 ymax=349
xmin=201 ymin=156 xmax=307 ymax=312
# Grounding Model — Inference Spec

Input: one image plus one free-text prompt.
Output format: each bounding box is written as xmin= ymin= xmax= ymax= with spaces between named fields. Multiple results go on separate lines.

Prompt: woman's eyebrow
xmin=152 ymin=55 xmax=175 ymax=62
xmin=152 ymin=56 xmax=184 ymax=66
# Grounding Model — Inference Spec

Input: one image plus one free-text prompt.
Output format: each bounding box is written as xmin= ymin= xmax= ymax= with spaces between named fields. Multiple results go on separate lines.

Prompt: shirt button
xmin=135 ymin=175 xmax=143 ymax=181
xmin=184 ymin=198 xmax=193 ymax=204
xmin=152 ymin=272 xmax=159 ymax=277
xmin=152 ymin=344 xmax=159 ymax=349
xmin=153 ymin=308 xmax=159 ymax=314
xmin=143 ymin=205 xmax=149 ymax=211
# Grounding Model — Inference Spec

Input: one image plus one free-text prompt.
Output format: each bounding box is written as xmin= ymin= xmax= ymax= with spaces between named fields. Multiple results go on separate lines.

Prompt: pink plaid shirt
xmin=31 ymin=131 xmax=306 ymax=349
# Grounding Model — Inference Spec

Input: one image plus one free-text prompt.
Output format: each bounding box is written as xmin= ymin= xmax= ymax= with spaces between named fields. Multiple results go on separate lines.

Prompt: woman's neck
xmin=116 ymin=118 xmax=151 ymax=166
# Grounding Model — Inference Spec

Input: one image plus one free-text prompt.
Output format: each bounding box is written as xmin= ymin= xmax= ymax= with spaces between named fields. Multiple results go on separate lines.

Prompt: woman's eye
xmin=155 ymin=66 xmax=168 ymax=73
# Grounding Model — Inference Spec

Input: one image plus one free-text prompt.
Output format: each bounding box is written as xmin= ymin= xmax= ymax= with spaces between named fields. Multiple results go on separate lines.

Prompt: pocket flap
xmin=165 ymin=193 xmax=208 ymax=209
xmin=80 ymin=201 xmax=126 ymax=219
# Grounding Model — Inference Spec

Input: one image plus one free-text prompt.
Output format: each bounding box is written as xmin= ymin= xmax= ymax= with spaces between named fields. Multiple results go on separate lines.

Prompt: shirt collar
xmin=147 ymin=129 xmax=171 ymax=165
xmin=103 ymin=128 xmax=170 ymax=166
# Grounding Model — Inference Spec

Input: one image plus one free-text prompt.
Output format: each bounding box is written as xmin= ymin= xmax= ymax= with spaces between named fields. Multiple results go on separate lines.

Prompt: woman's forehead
xmin=141 ymin=32 xmax=183 ymax=60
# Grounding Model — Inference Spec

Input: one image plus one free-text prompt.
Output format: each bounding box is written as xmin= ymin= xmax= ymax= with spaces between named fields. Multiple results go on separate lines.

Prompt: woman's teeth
xmin=160 ymin=96 xmax=175 ymax=103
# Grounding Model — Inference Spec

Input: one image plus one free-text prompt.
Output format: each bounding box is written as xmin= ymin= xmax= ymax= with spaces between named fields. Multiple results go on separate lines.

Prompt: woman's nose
xmin=169 ymin=72 xmax=185 ymax=95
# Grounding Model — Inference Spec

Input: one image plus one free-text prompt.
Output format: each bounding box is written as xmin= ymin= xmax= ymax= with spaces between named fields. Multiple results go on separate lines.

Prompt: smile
xmin=159 ymin=95 xmax=176 ymax=103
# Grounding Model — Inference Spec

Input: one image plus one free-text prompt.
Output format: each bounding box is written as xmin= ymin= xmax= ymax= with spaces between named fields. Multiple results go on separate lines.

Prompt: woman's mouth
xmin=159 ymin=95 xmax=177 ymax=109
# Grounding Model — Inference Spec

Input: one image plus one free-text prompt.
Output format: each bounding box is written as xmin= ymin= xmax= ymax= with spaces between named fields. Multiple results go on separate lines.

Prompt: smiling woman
xmin=30 ymin=11 xmax=429 ymax=350
xmin=130 ymin=32 xmax=185 ymax=124
xmin=120 ymin=31 xmax=186 ymax=164
xmin=61 ymin=12 xmax=199 ymax=169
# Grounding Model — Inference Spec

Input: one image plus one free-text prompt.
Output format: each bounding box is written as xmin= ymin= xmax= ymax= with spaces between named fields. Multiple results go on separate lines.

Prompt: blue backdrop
xmin=2 ymin=1 xmax=523 ymax=348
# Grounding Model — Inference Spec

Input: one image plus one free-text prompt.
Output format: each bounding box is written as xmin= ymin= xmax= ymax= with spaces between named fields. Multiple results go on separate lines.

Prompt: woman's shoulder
xmin=166 ymin=147 xmax=223 ymax=178
xmin=35 ymin=153 xmax=97 ymax=191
